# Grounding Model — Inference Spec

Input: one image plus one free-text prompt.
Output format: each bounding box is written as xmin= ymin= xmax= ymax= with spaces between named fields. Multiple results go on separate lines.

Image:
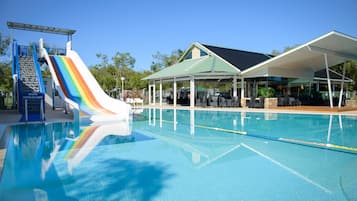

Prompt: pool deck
xmin=142 ymin=104 xmax=357 ymax=115
xmin=1 ymin=105 xmax=357 ymax=176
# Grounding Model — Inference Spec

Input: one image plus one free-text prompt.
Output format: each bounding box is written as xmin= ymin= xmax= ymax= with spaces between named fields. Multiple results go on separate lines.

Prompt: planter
xmin=241 ymin=97 xmax=248 ymax=107
xmin=346 ymin=100 xmax=357 ymax=108
xmin=264 ymin=97 xmax=278 ymax=109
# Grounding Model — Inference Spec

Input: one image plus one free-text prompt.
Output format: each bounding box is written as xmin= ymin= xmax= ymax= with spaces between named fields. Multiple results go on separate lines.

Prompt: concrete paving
xmin=143 ymin=104 xmax=357 ymax=116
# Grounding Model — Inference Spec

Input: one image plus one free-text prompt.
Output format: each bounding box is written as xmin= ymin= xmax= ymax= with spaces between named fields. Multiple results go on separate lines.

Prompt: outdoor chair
xmin=248 ymin=96 xmax=264 ymax=108
xmin=210 ymin=96 xmax=218 ymax=107
xmin=219 ymin=96 xmax=227 ymax=107
xmin=247 ymin=96 xmax=256 ymax=108
xmin=256 ymin=97 xmax=265 ymax=108
xmin=226 ymin=98 xmax=233 ymax=107
xmin=278 ymin=96 xmax=289 ymax=106
xmin=289 ymin=97 xmax=302 ymax=106
xmin=195 ymin=98 xmax=201 ymax=106
xmin=295 ymin=98 xmax=302 ymax=106
xmin=278 ymin=97 xmax=285 ymax=106
xmin=202 ymin=97 xmax=208 ymax=107
xmin=133 ymin=98 xmax=144 ymax=108
xmin=232 ymin=96 xmax=240 ymax=107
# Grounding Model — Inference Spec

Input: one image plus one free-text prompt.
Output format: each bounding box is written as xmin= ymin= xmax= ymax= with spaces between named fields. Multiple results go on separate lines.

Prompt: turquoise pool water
xmin=1 ymin=109 xmax=357 ymax=200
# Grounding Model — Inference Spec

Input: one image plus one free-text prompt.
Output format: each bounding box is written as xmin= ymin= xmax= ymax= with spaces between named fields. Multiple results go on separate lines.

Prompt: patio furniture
xmin=256 ymin=97 xmax=265 ymax=108
xmin=219 ymin=96 xmax=227 ymax=107
xmin=232 ymin=96 xmax=240 ymax=107
xmin=133 ymin=98 xmax=144 ymax=108
xmin=195 ymin=98 xmax=201 ymax=106
xmin=209 ymin=96 xmax=218 ymax=107
xmin=247 ymin=96 xmax=256 ymax=108
xmin=247 ymin=96 xmax=264 ymax=108
xmin=226 ymin=98 xmax=233 ymax=107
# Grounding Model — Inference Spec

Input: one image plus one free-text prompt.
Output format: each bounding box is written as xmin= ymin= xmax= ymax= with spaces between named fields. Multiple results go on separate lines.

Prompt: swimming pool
xmin=1 ymin=109 xmax=357 ymax=200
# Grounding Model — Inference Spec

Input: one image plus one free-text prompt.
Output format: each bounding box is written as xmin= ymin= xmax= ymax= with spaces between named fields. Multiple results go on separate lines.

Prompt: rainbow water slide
xmin=40 ymin=40 xmax=130 ymax=122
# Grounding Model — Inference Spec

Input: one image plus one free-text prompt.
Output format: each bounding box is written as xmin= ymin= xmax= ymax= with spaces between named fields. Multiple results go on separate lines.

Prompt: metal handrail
xmin=32 ymin=43 xmax=46 ymax=93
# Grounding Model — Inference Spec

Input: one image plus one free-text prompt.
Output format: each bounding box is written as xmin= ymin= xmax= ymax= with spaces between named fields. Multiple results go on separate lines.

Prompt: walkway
xmin=143 ymin=104 xmax=357 ymax=115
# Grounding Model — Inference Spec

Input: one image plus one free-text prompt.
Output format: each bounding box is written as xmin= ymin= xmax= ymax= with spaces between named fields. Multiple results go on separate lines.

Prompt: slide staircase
xmin=12 ymin=43 xmax=45 ymax=121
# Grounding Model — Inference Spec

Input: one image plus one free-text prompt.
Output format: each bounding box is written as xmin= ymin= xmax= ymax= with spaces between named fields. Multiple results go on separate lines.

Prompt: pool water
xmin=1 ymin=109 xmax=357 ymax=200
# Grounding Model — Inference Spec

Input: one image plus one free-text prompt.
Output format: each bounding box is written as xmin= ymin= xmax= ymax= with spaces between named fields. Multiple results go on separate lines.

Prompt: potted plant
xmin=258 ymin=87 xmax=277 ymax=108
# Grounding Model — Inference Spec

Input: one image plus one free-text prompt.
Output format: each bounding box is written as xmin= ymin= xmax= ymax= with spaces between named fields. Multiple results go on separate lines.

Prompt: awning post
xmin=190 ymin=77 xmax=195 ymax=108
xmin=173 ymin=78 xmax=177 ymax=108
xmin=338 ymin=62 xmax=346 ymax=108
xmin=233 ymin=75 xmax=237 ymax=97
xmin=148 ymin=83 xmax=151 ymax=105
xmin=153 ymin=81 xmax=156 ymax=105
xmin=159 ymin=79 xmax=162 ymax=106
xmin=241 ymin=78 xmax=245 ymax=98
xmin=324 ymin=53 xmax=333 ymax=108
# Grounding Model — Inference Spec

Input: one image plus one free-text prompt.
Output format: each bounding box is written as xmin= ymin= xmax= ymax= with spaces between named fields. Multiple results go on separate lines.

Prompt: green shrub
xmin=258 ymin=87 xmax=275 ymax=98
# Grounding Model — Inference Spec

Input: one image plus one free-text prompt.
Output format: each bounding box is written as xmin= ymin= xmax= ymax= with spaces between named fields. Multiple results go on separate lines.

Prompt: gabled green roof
xmin=143 ymin=55 xmax=239 ymax=80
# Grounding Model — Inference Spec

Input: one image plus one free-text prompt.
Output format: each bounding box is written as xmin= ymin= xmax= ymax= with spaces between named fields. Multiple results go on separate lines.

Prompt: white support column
xmin=240 ymin=78 xmax=245 ymax=98
xmin=338 ymin=62 xmax=346 ymax=108
xmin=190 ymin=77 xmax=195 ymax=108
xmin=148 ymin=83 xmax=151 ymax=105
xmin=233 ymin=75 xmax=237 ymax=97
xmin=159 ymin=79 xmax=163 ymax=106
xmin=324 ymin=53 xmax=333 ymax=108
xmin=66 ymin=41 xmax=72 ymax=54
xmin=153 ymin=82 xmax=156 ymax=105
xmin=173 ymin=78 xmax=177 ymax=108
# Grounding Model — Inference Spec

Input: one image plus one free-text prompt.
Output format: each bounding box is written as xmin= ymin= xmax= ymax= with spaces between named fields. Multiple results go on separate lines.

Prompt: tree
xmin=0 ymin=33 xmax=12 ymax=93
xmin=91 ymin=51 xmax=138 ymax=91
xmin=95 ymin=53 xmax=109 ymax=68
xmin=0 ymin=33 xmax=10 ymax=56
xmin=271 ymin=44 xmax=300 ymax=56
xmin=150 ymin=49 xmax=184 ymax=72
xmin=331 ymin=60 xmax=357 ymax=91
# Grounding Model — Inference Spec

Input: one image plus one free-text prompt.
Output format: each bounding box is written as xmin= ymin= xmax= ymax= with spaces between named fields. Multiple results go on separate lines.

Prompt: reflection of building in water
xmin=143 ymin=108 xmax=357 ymax=194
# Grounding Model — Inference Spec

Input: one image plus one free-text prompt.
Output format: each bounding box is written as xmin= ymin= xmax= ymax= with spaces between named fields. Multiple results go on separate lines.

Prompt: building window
xmin=200 ymin=50 xmax=207 ymax=56
xmin=184 ymin=52 xmax=192 ymax=60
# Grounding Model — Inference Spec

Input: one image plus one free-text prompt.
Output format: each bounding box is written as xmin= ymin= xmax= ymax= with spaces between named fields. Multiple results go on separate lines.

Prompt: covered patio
xmin=143 ymin=42 xmax=271 ymax=108
xmin=144 ymin=31 xmax=357 ymax=109
xmin=241 ymin=31 xmax=357 ymax=108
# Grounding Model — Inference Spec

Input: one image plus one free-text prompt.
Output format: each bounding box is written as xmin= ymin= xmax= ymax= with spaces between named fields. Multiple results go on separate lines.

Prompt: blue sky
xmin=1 ymin=0 xmax=357 ymax=71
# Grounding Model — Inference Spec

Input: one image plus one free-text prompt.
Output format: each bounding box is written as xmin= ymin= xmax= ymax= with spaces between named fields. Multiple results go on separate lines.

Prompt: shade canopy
xmin=242 ymin=31 xmax=357 ymax=79
xmin=144 ymin=31 xmax=357 ymax=84
xmin=7 ymin=21 xmax=76 ymax=36
xmin=143 ymin=55 xmax=240 ymax=81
